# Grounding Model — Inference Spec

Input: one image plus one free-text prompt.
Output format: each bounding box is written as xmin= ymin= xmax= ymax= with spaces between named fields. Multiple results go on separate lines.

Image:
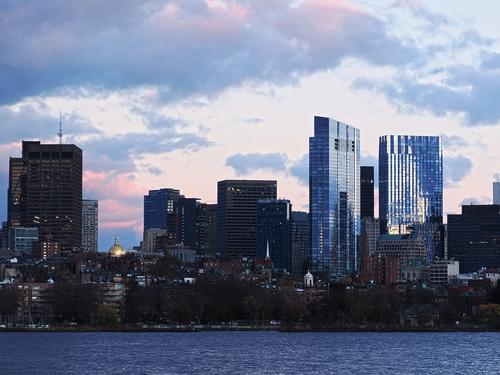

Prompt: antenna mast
xmin=58 ymin=111 xmax=63 ymax=144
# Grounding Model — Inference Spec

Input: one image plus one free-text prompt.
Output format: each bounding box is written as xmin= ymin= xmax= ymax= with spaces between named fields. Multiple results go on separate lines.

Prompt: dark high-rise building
xmin=379 ymin=135 xmax=442 ymax=235
xmin=360 ymin=166 xmax=374 ymax=219
xmin=8 ymin=141 xmax=83 ymax=253
xmin=205 ymin=203 xmax=217 ymax=255
xmin=217 ymin=180 xmax=277 ymax=258
xmin=143 ymin=188 xmax=182 ymax=241
xmin=256 ymin=199 xmax=292 ymax=270
xmin=448 ymin=205 xmax=500 ymax=273
xmin=291 ymin=211 xmax=311 ymax=274
xmin=310 ymin=116 xmax=360 ymax=276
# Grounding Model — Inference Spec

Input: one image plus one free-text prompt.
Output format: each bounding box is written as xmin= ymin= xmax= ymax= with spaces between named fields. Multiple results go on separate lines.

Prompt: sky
xmin=1 ymin=0 xmax=499 ymax=250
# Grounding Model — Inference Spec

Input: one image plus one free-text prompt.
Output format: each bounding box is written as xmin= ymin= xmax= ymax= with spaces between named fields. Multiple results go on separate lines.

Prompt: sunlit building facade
xmin=309 ymin=116 xmax=360 ymax=276
xmin=379 ymin=135 xmax=443 ymax=235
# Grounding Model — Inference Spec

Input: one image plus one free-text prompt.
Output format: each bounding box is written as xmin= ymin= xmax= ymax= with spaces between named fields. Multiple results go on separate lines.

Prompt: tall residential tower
xmin=82 ymin=199 xmax=98 ymax=252
xmin=309 ymin=116 xmax=360 ymax=276
xmin=379 ymin=135 xmax=443 ymax=234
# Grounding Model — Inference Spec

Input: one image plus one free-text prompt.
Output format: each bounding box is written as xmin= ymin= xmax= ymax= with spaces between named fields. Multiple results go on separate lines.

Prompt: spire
xmin=58 ymin=111 xmax=63 ymax=145
xmin=114 ymin=236 xmax=120 ymax=245
xmin=265 ymin=240 xmax=270 ymax=260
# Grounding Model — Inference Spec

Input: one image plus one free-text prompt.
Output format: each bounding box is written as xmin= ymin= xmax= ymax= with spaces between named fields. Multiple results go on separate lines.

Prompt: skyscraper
xmin=217 ymin=180 xmax=277 ymax=258
xmin=8 ymin=141 xmax=83 ymax=253
xmin=143 ymin=188 xmax=182 ymax=241
xmin=309 ymin=116 xmax=360 ymax=276
xmin=448 ymin=205 xmax=500 ymax=273
xmin=82 ymin=199 xmax=98 ymax=252
xmin=494 ymin=181 xmax=500 ymax=205
xmin=360 ymin=166 xmax=374 ymax=219
xmin=379 ymin=135 xmax=443 ymax=234
xmin=256 ymin=199 xmax=292 ymax=270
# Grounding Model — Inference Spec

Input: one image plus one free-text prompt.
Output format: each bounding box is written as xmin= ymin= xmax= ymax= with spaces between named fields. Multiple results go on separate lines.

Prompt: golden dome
xmin=109 ymin=237 xmax=126 ymax=257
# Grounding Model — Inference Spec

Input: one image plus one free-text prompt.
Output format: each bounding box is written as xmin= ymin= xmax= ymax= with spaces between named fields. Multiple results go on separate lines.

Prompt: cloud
xmin=444 ymin=155 xmax=472 ymax=187
xmin=0 ymin=0 xmax=417 ymax=105
xmin=0 ymin=103 xmax=99 ymax=143
xmin=288 ymin=154 xmax=308 ymax=185
xmin=225 ymin=152 xmax=288 ymax=175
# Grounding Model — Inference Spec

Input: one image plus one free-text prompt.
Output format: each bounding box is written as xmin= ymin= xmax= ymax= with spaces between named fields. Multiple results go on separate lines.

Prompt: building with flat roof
xmin=82 ymin=199 xmax=98 ymax=252
xmin=8 ymin=141 xmax=82 ymax=253
xmin=217 ymin=180 xmax=277 ymax=258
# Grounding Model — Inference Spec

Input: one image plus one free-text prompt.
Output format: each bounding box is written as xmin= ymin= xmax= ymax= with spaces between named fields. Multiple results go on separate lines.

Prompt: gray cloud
xmin=288 ymin=154 xmax=308 ymax=185
xmin=225 ymin=152 xmax=288 ymax=176
xmin=0 ymin=103 xmax=99 ymax=143
xmin=0 ymin=0 xmax=417 ymax=105
xmin=444 ymin=155 xmax=472 ymax=187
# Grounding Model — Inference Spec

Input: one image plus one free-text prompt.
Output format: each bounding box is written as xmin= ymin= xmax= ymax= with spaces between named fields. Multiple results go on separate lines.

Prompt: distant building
xmin=35 ymin=237 xmax=60 ymax=260
xmin=8 ymin=227 xmax=38 ymax=256
xmin=256 ymin=199 xmax=292 ymax=271
xmin=291 ymin=211 xmax=310 ymax=275
xmin=379 ymin=135 xmax=442 ymax=234
xmin=360 ymin=166 xmax=374 ymax=219
xmin=82 ymin=199 xmax=98 ymax=252
xmin=143 ymin=188 xmax=182 ymax=239
xmin=494 ymin=181 xmax=500 ymax=205
xmin=448 ymin=205 xmax=500 ymax=273
xmin=217 ymin=180 xmax=277 ymax=258
xmin=310 ymin=116 xmax=360 ymax=276
xmin=359 ymin=217 xmax=380 ymax=282
xmin=8 ymin=141 xmax=83 ymax=253
xmin=376 ymin=234 xmax=427 ymax=268
xmin=177 ymin=198 xmax=215 ymax=254
xmin=142 ymin=228 xmax=168 ymax=254
xmin=166 ymin=243 xmax=197 ymax=264
xmin=429 ymin=259 xmax=459 ymax=286
xmin=205 ymin=204 xmax=217 ymax=255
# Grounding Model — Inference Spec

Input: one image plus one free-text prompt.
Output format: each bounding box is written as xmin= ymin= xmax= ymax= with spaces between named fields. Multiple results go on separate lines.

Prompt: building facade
xmin=360 ymin=166 xmax=374 ymax=219
xmin=309 ymin=116 xmax=360 ymax=276
xmin=143 ymin=188 xmax=182 ymax=236
xmin=217 ymin=180 xmax=277 ymax=258
xmin=376 ymin=234 xmax=427 ymax=269
xmin=448 ymin=205 xmax=500 ymax=273
xmin=291 ymin=211 xmax=311 ymax=275
xmin=8 ymin=141 xmax=83 ymax=253
xmin=379 ymin=135 xmax=443 ymax=234
xmin=82 ymin=199 xmax=98 ymax=252
xmin=256 ymin=199 xmax=292 ymax=271
xmin=8 ymin=227 xmax=38 ymax=256
xmin=494 ymin=181 xmax=500 ymax=205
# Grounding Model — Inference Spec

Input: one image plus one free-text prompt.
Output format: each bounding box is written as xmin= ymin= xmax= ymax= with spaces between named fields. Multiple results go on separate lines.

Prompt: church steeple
xmin=265 ymin=240 xmax=270 ymax=260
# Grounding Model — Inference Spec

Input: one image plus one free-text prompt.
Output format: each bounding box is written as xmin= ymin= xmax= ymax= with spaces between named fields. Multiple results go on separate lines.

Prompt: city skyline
xmin=0 ymin=1 xmax=499 ymax=250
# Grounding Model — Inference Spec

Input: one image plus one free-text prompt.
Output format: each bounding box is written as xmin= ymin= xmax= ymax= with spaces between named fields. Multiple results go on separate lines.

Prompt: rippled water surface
xmin=1 ymin=331 xmax=499 ymax=374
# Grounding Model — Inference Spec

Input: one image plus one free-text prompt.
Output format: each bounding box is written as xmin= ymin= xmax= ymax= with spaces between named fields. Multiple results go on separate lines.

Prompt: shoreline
xmin=0 ymin=326 xmax=496 ymax=333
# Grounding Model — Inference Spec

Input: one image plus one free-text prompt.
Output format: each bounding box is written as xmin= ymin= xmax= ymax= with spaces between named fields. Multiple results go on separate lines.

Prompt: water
xmin=0 ymin=331 xmax=499 ymax=374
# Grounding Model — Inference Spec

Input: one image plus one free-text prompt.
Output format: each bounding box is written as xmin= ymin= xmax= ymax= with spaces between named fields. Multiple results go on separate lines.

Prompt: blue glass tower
xmin=309 ymin=116 xmax=360 ymax=276
xmin=379 ymin=135 xmax=443 ymax=235
xmin=144 ymin=188 xmax=181 ymax=231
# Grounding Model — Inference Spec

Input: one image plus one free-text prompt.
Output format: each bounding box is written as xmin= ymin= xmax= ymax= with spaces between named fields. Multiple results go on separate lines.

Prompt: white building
xmin=429 ymin=260 xmax=459 ymax=285
xmin=82 ymin=199 xmax=98 ymax=252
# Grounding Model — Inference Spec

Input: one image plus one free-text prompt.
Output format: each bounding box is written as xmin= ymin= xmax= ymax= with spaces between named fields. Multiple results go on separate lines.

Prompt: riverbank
xmin=0 ymin=324 xmax=495 ymax=333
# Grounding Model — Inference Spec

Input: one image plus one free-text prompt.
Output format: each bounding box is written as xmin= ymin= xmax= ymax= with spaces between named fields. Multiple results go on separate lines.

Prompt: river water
xmin=0 ymin=331 xmax=499 ymax=374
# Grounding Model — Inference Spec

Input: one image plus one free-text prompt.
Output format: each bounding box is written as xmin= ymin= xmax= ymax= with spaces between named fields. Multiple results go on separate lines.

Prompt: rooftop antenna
xmin=58 ymin=111 xmax=63 ymax=144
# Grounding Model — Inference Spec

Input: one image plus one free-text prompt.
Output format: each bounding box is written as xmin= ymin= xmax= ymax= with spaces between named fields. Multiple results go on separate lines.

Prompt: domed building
xmin=109 ymin=237 xmax=126 ymax=257
xmin=304 ymin=270 xmax=314 ymax=288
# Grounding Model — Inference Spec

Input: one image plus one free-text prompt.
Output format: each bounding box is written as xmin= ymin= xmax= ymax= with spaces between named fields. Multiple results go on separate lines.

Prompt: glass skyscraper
xmin=379 ymin=135 xmax=443 ymax=235
xmin=309 ymin=116 xmax=360 ymax=276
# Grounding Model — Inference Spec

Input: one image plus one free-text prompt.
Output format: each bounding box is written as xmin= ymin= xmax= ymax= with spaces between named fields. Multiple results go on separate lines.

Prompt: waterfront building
xmin=309 ymin=116 xmax=360 ymax=276
xmin=217 ymin=180 xmax=277 ymax=258
xmin=82 ymin=199 xmax=98 ymax=252
xmin=256 ymin=199 xmax=292 ymax=271
xmin=291 ymin=211 xmax=311 ymax=274
xmin=494 ymin=181 xmax=500 ymax=205
xmin=8 ymin=227 xmax=38 ymax=256
xmin=360 ymin=166 xmax=374 ymax=219
xmin=8 ymin=141 xmax=83 ymax=253
xmin=379 ymin=135 xmax=443 ymax=235
xmin=448 ymin=205 xmax=500 ymax=273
